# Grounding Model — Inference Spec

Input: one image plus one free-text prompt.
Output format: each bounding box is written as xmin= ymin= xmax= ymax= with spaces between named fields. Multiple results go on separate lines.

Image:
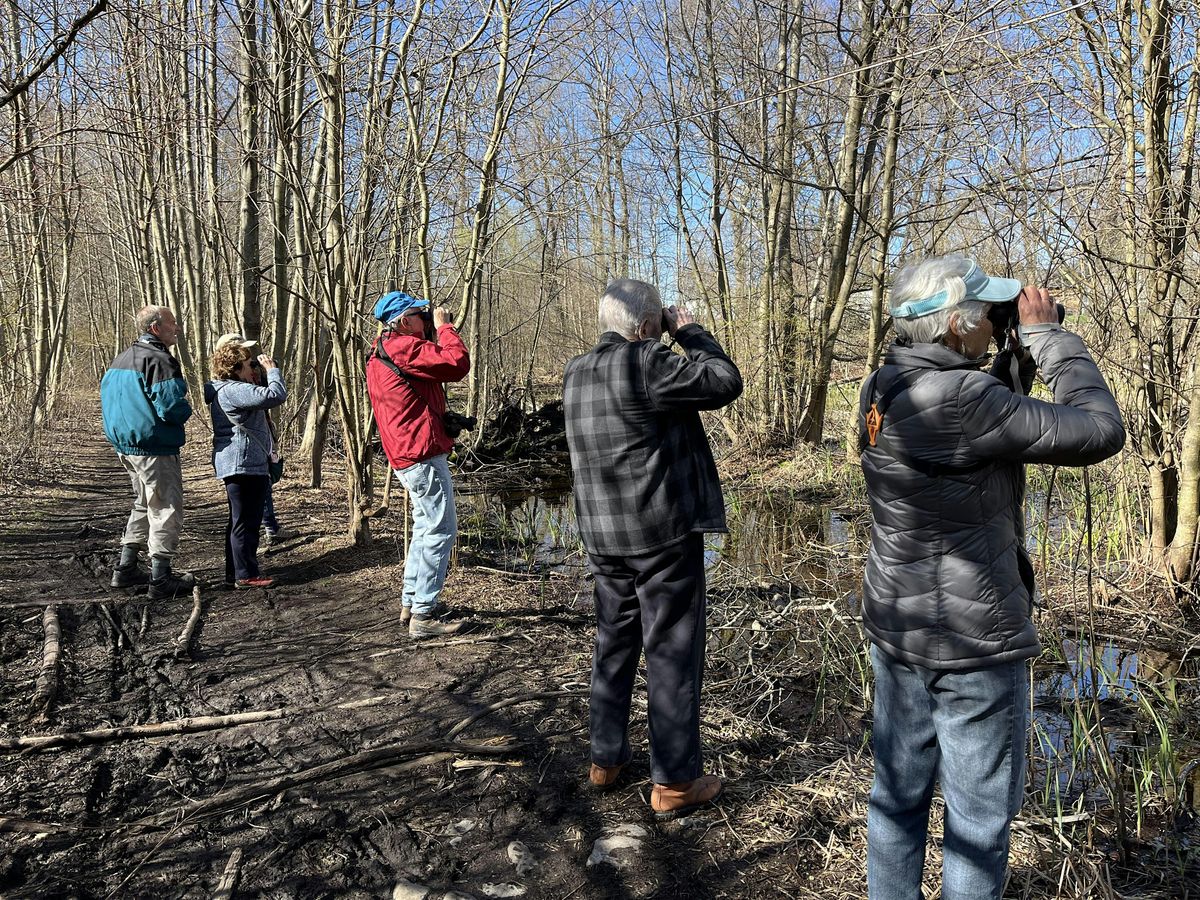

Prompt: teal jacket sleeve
xmin=151 ymin=376 xmax=193 ymax=426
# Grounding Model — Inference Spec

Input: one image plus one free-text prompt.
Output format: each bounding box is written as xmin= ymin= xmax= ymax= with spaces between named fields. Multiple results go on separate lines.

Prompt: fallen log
xmin=30 ymin=604 xmax=61 ymax=717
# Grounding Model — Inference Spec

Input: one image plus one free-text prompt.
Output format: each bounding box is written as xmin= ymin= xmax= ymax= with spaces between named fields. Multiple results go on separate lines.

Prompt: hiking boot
xmin=403 ymin=601 xmax=449 ymax=623
xmin=650 ymin=775 xmax=723 ymax=820
xmin=588 ymin=762 xmax=627 ymax=791
xmin=110 ymin=565 xmax=150 ymax=589
xmin=263 ymin=526 xmax=295 ymax=546
xmin=235 ymin=576 xmax=275 ymax=590
xmin=409 ymin=614 xmax=463 ymax=639
xmin=111 ymin=545 xmax=149 ymax=589
xmin=147 ymin=568 xmax=196 ymax=601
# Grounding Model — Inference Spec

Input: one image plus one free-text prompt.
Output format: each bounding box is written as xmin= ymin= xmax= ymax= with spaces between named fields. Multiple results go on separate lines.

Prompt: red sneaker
xmin=235 ymin=576 xmax=275 ymax=589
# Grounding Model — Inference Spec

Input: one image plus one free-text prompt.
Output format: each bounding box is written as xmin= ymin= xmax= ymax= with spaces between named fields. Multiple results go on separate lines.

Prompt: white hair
xmin=890 ymin=253 xmax=987 ymax=345
xmin=135 ymin=305 xmax=171 ymax=334
xmin=598 ymin=278 xmax=662 ymax=339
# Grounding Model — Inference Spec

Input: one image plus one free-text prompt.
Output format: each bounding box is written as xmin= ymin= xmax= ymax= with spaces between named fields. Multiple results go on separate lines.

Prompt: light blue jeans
xmin=395 ymin=454 xmax=456 ymax=615
xmin=867 ymin=645 xmax=1029 ymax=900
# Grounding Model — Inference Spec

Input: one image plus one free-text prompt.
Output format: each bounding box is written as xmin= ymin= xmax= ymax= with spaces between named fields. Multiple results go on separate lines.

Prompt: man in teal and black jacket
xmin=100 ymin=306 xmax=195 ymax=599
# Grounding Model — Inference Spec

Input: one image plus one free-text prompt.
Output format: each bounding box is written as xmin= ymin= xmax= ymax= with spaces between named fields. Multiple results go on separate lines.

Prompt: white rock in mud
xmin=586 ymin=823 xmax=649 ymax=869
xmin=446 ymin=817 xmax=478 ymax=846
xmin=441 ymin=892 xmax=476 ymax=900
xmin=481 ymin=884 xmax=527 ymax=898
xmin=392 ymin=879 xmax=431 ymax=900
xmin=448 ymin=818 xmax=477 ymax=835
xmin=506 ymin=840 xmax=538 ymax=876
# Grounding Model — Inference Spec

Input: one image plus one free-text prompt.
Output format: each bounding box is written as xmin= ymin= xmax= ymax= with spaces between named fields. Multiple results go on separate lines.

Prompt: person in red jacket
xmin=366 ymin=291 xmax=471 ymax=638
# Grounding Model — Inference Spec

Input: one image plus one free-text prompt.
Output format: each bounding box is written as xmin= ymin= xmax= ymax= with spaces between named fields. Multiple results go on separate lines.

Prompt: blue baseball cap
xmin=891 ymin=260 xmax=1022 ymax=319
xmin=373 ymin=291 xmax=430 ymax=324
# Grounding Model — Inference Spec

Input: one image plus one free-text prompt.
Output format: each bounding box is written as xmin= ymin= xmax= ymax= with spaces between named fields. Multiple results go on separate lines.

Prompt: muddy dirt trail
xmin=0 ymin=422 xmax=812 ymax=900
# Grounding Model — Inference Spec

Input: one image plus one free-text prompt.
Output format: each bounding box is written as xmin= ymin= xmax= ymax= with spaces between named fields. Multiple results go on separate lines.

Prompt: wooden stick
xmin=5 ymin=708 xmax=288 ymax=753
xmin=466 ymin=564 xmax=569 ymax=580
xmin=134 ymin=737 xmax=521 ymax=831
xmin=174 ymin=586 xmax=208 ymax=659
xmin=445 ymin=689 xmax=584 ymax=740
xmin=4 ymin=691 xmax=409 ymax=753
xmin=0 ymin=816 xmax=63 ymax=835
xmin=0 ymin=596 xmax=159 ymax=610
xmin=212 ymin=848 xmax=243 ymax=900
xmin=367 ymin=631 xmax=516 ymax=658
xmin=30 ymin=604 xmax=61 ymax=717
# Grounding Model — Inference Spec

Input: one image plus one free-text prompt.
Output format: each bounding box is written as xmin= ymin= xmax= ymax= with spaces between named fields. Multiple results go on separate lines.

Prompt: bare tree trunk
xmin=238 ymin=0 xmax=263 ymax=340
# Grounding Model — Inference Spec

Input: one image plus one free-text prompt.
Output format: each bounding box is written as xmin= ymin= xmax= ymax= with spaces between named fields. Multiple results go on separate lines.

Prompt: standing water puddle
xmin=1031 ymin=640 xmax=1200 ymax=811
xmin=457 ymin=485 xmax=864 ymax=587
xmin=458 ymin=483 xmax=1200 ymax=812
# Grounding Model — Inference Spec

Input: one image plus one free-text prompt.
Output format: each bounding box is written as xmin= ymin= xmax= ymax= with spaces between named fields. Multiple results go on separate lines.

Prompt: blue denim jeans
xmin=395 ymin=454 xmax=456 ymax=615
xmin=867 ymin=645 xmax=1029 ymax=900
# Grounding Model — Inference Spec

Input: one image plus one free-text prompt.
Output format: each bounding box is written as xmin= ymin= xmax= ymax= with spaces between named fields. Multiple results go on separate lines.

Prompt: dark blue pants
xmin=263 ymin=485 xmax=279 ymax=532
xmin=224 ymin=475 xmax=269 ymax=582
xmin=587 ymin=533 xmax=706 ymax=785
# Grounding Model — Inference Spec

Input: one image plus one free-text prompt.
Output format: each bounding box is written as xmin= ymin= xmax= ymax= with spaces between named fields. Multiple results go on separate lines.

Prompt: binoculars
xmin=987 ymin=300 xmax=1066 ymax=336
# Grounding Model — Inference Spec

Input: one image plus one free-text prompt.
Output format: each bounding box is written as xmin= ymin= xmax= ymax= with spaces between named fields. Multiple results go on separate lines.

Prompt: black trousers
xmin=224 ymin=474 xmax=269 ymax=582
xmin=587 ymin=532 xmax=707 ymax=785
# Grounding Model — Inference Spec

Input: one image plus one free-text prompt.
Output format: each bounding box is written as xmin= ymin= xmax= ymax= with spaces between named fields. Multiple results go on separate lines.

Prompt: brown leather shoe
xmin=650 ymin=775 xmax=723 ymax=819
xmin=588 ymin=762 xmax=626 ymax=790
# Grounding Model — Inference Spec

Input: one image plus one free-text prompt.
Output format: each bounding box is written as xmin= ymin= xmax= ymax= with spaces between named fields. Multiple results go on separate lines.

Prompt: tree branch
xmin=0 ymin=0 xmax=110 ymax=110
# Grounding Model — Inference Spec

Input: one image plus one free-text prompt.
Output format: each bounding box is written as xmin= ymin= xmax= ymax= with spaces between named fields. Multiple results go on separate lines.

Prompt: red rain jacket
xmin=366 ymin=325 xmax=470 ymax=470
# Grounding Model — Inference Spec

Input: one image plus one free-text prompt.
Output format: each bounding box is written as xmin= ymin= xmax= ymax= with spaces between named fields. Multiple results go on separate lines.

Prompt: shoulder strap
xmin=372 ymin=335 xmax=411 ymax=383
xmin=370 ymin=334 xmax=455 ymax=413
xmin=861 ymin=366 xmax=994 ymax=477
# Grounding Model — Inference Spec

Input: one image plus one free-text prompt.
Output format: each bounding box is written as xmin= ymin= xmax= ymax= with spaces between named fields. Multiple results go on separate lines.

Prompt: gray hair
xmin=890 ymin=254 xmax=987 ymax=345
xmin=598 ymin=278 xmax=662 ymax=339
xmin=135 ymin=306 xmax=171 ymax=334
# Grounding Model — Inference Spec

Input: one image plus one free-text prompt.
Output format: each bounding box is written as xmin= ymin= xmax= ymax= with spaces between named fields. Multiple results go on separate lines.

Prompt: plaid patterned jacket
xmin=564 ymin=324 xmax=743 ymax=556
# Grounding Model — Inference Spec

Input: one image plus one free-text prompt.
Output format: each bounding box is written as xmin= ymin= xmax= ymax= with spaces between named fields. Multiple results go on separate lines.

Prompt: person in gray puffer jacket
xmin=859 ymin=254 xmax=1124 ymax=900
xmin=204 ymin=341 xmax=287 ymax=589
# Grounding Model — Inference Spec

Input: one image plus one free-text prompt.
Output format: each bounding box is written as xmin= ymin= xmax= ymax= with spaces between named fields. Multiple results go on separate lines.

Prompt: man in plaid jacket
xmin=564 ymin=278 xmax=742 ymax=818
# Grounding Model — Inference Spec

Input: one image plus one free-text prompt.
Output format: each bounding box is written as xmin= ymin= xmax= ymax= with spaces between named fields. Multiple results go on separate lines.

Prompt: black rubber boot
xmin=110 ymin=545 xmax=149 ymax=589
xmin=148 ymin=555 xmax=196 ymax=600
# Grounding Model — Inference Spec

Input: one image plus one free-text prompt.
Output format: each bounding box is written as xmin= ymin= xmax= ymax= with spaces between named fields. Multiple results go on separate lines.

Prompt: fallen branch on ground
xmin=174 ymin=586 xmax=208 ymax=659
xmin=132 ymin=737 xmax=522 ymax=832
xmin=446 ymin=689 xmax=585 ymax=740
xmin=0 ymin=816 xmax=65 ymax=835
xmin=4 ymin=709 xmax=288 ymax=754
xmin=367 ymin=630 xmax=516 ymax=658
xmin=3 ymin=691 xmax=409 ymax=754
xmin=467 ymin=564 xmax=570 ymax=580
xmin=212 ymin=848 xmax=243 ymax=900
xmin=30 ymin=604 xmax=61 ymax=718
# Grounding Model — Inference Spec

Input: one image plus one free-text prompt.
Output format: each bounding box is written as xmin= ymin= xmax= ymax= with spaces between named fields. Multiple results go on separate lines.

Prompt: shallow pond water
xmin=457 ymin=483 xmax=1199 ymax=818
xmin=457 ymin=485 xmax=866 ymax=583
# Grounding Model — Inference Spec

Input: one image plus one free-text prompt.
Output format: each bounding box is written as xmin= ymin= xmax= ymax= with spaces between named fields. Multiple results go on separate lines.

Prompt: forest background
xmin=3 ymin=0 xmax=1200 ymax=581
xmin=6 ymin=2 xmax=1200 ymax=894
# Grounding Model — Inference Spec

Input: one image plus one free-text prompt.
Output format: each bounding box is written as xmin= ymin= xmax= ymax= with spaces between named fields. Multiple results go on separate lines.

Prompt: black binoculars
xmin=444 ymin=411 xmax=477 ymax=439
xmin=987 ymin=300 xmax=1066 ymax=336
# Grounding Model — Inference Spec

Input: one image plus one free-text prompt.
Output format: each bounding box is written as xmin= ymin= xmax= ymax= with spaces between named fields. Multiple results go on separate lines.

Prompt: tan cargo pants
xmin=118 ymin=453 xmax=185 ymax=558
